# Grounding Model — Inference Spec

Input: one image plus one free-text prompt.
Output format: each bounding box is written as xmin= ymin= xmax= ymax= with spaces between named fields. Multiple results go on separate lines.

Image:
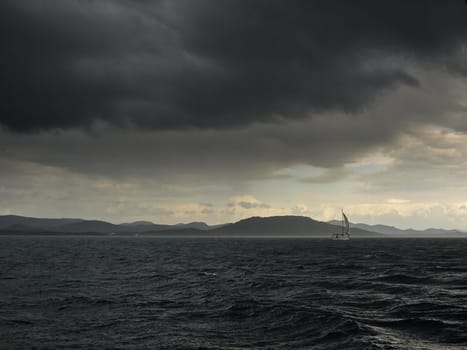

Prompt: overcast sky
xmin=2 ymin=0 xmax=467 ymax=229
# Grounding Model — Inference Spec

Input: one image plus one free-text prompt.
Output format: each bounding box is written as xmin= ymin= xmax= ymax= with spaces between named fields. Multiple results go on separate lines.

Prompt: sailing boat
xmin=332 ymin=210 xmax=350 ymax=240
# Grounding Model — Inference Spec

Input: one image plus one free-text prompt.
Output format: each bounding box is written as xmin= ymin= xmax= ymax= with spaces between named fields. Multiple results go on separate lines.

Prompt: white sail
xmin=343 ymin=212 xmax=350 ymax=236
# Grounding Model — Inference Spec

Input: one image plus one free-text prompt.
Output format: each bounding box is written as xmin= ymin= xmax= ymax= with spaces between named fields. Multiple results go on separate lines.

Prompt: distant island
xmin=0 ymin=214 xmax=465 ymax=237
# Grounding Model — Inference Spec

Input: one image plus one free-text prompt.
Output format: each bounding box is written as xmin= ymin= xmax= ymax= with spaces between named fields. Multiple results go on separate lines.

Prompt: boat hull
xmin=332 ymin=235 xmax=350 ymax=240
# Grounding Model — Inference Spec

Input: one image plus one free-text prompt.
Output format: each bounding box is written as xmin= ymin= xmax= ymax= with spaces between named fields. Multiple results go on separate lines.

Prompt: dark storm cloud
xmin=1 ymin=0 xmax=467 ymax=132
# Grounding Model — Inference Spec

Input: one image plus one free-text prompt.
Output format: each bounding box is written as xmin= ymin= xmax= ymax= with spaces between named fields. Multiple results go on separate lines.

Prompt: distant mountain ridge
xmin=0 ymin=214 xmax=377 ymax=237
xmin=327 ymin=220 xmax=465 ymax=237
xmin=0 ymin=215 xmax=220 ymax=234
xmin=2 ymin=214 xmax=465 ymax=237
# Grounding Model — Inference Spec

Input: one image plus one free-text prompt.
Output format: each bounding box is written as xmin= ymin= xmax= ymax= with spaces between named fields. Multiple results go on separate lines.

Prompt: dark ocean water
xmin=1 ymin=237 xmax=467 ymax=349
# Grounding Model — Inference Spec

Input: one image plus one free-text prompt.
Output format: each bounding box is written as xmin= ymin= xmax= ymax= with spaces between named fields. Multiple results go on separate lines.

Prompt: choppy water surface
xmin=1 ymin=237 xmax=467 ymax=349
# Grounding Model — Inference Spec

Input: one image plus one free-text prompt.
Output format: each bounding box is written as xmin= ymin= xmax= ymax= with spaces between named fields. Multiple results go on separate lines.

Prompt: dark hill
xmin=0 ymin=215 xmax=83 ymax=230
xmin=50 ymin=220 xmax=119 ymax=233
xmin=175 ymin=222 xmax=212 ymax=230
xmin=117 ymin=223 xmax=173 ymax=233
xmin=215 ymin=216 xmax=378 ymax=236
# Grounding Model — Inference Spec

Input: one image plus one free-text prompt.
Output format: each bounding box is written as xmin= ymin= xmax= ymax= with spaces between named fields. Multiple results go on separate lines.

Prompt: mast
xmin=341 ymin=208 xmax=344 ymax=236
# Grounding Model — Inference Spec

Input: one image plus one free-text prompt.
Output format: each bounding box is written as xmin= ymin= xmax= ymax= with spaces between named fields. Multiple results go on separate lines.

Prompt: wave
xmin=370 ymin=274 xmax=436 ymax=285
xmin=2 ymin=237 xmax=467 ymax=349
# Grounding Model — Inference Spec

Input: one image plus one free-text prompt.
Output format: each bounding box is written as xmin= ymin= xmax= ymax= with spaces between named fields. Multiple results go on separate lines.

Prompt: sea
xmin=1 ymin=236 xmax=467 ymax=349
